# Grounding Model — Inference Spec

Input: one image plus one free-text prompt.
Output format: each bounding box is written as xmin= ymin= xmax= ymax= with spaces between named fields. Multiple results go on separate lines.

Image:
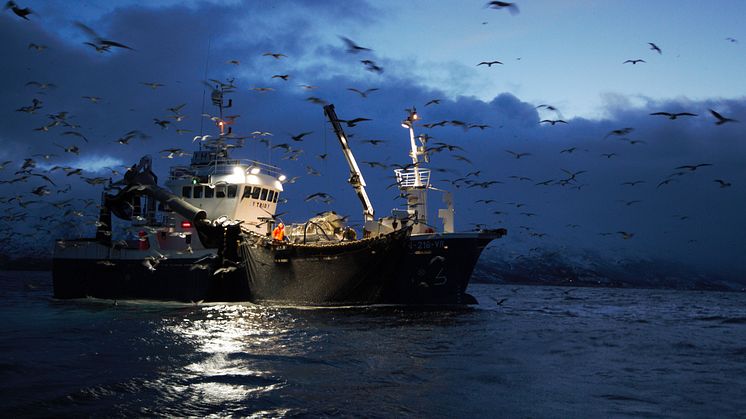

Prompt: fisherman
xmin=272 ymin=223 xmax=285 ymax=241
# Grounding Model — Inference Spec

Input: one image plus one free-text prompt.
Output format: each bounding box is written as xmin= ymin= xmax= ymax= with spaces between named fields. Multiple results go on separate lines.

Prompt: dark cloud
xmin=1 ymin=2 xmax=745 ymax=280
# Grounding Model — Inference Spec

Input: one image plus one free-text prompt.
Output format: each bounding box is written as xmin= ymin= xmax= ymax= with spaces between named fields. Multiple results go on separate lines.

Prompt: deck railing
xmin=394 ymin=168 xmax=431 ymax=188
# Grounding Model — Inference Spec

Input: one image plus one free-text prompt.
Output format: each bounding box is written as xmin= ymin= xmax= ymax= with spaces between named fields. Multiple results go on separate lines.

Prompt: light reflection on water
xmin=161 ymin=304 xmax=295 ymax=414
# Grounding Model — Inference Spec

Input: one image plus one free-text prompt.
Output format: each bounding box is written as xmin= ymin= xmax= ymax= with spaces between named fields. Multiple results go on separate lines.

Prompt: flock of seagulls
xmin=0 ymin=0 xmax=742 ymax=266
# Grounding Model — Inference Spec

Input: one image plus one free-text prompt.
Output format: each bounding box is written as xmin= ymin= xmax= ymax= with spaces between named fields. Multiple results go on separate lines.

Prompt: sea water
xmin=1 ymin=271 xmax=745 ymax=417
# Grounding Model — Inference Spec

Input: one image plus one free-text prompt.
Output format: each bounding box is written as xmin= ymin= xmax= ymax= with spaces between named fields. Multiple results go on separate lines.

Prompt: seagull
xmin=262 ymin=52 xmax=286 ymax=59
xmin=675 ymin=163 xmax=712 ymax=172
xmin=648 ymin=42 xmax=662 ymax=54
xmin=347 ymin=88 xmax=379 ymax=98
xmin=620 ymin=200 xmax=641 ymax=206
xmin=477 ymin=60 xmax=503 ymax=67
xmin=192 ymin=134 xmax=212 ymax=143
xmin=617 ymin=231 xmax=635 ymax=240
xmin=505 ymin=150 xmax=531 ymax=159
xmin=560 ymin=147 xmax=577 ymax=154
xmin=272 ymin=74 xmax=290 ymax=81
xmin=714 ymin=179 xmax=732 ymax=188
xmin=75 ymin=21 xmax=134 ymax=52
xmin=5 ymin=1 xmax=32 ymax=20
xmin=709 ymin=109 xmax=738 ymax=125
xmin=361 ymin=139 xmax=386 ymax=146
xmin=213 ymin=266 xmax=238 ymax=275
xmin=650 ymin=112 xmax=697 ymax=120
xmin=485 ymin=1 xmax=519 ymax=14
xmin=290 ymin=131 xmax=313 ymax=141
xmin=490 ymin=297 xmax=508 ymax=306
xmin=536 ymin=104 xmax=560 ymax=112
xmin=621 ymin=180 xmax=645 ymax=186
xmin=25 ymin=81 xmax=56 ymax=90
xmin=342 ymin=117 xmax=371 ymax=127
xmin=62 ymin=131 xmax=89 ymax=143
xmin=362 ymin=161 xmax=388 ymax=169
xmin=605 ymin=127 xmax=634 ymax=138
xmin=141 ymin=82 xmax=165 ymax=90
xmin=305 ymin=192 xmax=334 ymax=203
xmin=306 ymin=96 xmax=328 ymax=105
xmin=360 ymin=60 xmax=384 ymax=74
xmin=540 ymin=119 xmax=567 ymax=125
xmin=425 ymin=99 xmax=441 ymax=106
xmin=28 ymin=43 xmax=47 ymax=52
xmin=623 ymin=59 xmax=646 ymax=64
xmin=657 ymin=178 xmax=677 ymax=188
xmin=339 ymin=36 xmax=372 ymax=53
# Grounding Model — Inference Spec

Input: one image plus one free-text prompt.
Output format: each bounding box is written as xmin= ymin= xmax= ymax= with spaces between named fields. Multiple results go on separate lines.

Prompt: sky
xmin=1 ymin=0 xmax=745 ymax=278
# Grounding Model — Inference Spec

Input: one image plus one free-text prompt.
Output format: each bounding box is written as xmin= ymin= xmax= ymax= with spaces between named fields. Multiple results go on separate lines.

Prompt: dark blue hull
xmin=52 ymin=230 xmax=503 ymax=305
xmin=381 ymin=232 xmax=501 ymax=305
xmin=53 ymin=254 xmax=247 ymax=302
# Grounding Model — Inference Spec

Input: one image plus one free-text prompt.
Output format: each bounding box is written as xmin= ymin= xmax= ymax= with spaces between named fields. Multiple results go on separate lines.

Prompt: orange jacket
xmin=272 ymin=224 xmax=285 ymax=241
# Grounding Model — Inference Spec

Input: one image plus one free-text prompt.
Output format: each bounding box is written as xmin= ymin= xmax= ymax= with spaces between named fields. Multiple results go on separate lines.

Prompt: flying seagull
xmin=675 ymin=163 xmax=712 ymax=172
xmin=714 ymin=179 xmax=732 ymax=188
xmin=5 ymin=1 xmax=32 ymax=20
xmin=648 ymin=42 xmax=662 ymax=54
xmin=75 ymin=21 xmax=134 ymax=52
xmin=485 ymin=1 xmax=519 ymax=15
xmin=347 ymin=88 xmax=379 ymax=98
xmin=709 ymin=109 xmax=738 ymax=125
xmin=339 ymin=36 xmax=372 ymax=53
xmin=477 ymin=60 xmax=503 ymax=67
xmin=506 ymin=150 xmax=531 ymax=159
xmin=650 ymin=112 xmax=697 ymax=120
xmin=623 ymin=59 xmax=645 ymax=64
xmin=540 ymin=119 xmax=567 ymax=125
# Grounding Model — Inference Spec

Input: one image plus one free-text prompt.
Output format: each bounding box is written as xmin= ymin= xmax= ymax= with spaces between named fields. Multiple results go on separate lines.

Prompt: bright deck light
xmin=249 ymin=166 xmax=261 ymax=175
xmin=278 ymin=174 xmax=287 ymax=182
xmin=232 ymin=166 xmax=244 ymax=176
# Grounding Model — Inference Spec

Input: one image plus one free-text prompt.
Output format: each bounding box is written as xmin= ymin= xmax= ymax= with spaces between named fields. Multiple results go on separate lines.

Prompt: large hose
xmin=132 ymin=184 xmax=207 ymax=222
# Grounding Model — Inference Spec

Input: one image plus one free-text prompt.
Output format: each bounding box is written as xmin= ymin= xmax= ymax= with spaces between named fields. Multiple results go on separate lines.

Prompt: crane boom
xmin=323 ymin=104 xmax=375 ymax=222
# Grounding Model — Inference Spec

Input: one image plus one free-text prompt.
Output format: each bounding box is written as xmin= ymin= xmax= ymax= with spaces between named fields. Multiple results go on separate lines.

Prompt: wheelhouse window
xmin=267 ymin=190 xmax=275 ymax=202
xmin=251 ymin=187 xmax=261 ymax=199
xmin=260 ymin=188 xmax=268 ymax=201
xmin=273 ymin=192 xmax=279 ymax=203
xmin=181 ymin=186 xmax=191 ymax=198
xmin=204 ymin=186 xmax=214 ymax=198
xmin=227 ymin=184 xmax=237 ymax=198
xmin=193 ymin=185 xmax=203 ymax=199
xmin=216 ymin=185 xmax=226 ymax=198
xmin=242 ymin=186 xmax=253 ymax=199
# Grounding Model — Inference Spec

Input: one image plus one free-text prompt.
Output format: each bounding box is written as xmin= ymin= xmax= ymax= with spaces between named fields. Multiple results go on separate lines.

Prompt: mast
xmin=323 ymin=104 xmax=375 ymax=222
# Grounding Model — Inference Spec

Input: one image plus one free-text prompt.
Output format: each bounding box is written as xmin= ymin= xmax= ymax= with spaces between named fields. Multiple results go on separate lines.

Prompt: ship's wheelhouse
xmin=165 ymin=149 xmax=286 ymax=236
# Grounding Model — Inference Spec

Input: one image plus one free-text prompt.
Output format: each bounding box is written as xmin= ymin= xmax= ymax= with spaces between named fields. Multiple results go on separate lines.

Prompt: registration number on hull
xmin=408 ymin=239 xmax=445 ymax=251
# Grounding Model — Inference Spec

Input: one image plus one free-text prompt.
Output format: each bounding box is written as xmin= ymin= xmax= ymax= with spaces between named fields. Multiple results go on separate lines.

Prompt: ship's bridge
xmin=165 ymin=155 xmax=286 ymax=235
